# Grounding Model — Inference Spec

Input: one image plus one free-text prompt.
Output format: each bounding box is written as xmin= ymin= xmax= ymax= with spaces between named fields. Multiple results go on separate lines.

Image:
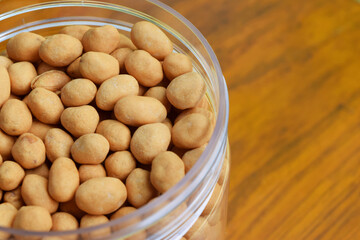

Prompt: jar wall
xmin=184 ymin=145 xmax=230 ymax=240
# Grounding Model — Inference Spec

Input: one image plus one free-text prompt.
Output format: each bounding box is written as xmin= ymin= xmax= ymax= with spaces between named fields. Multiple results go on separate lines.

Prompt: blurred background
xmin=167 ymin=0 xmax=360 ymax=239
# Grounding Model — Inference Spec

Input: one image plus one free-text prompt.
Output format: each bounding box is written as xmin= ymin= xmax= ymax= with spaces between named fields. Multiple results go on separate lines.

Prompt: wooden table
xmin=168 ymin=0 xmax=360 ymax=239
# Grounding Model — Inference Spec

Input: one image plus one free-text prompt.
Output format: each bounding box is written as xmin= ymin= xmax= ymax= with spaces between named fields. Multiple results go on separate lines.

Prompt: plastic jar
xmin=0 ymin=1 xmax=230 ymax=239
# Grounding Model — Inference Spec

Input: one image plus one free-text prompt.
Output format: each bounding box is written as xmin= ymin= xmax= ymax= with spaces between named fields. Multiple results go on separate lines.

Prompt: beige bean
xmin=0 ymin=99 xmax=32 ymax=136
xmin=9 ymin=94 xmax=21 ymax=100
xmin=0 ymin=161 xmax=25 ymax=191
xmin=79 ymin=51 xmax=119 ymax=85
xmin=80 ymin=215 xmax=111 ymax=240
xmin=59 ymin=198 xmax=85 ymax=220
xmin=166 ymin=72 xmax=206 ymax=110
xmin=0 ymin=56 xmax=13 ymax=69
xmin=37 ymin=237 xmax=64 ymax=240
xmin=8 ymin=61 xmax=37 ymax=95
xmin=31 ymin=70 xmax=71 ymax=93
xmin=71 ymin=133 xmax=109 ymax=165
xmin=96 ymin=119 xmax=131 ymax=151
xmin=13 ymin=206 xmax=52 ymax=232
xmin=144 ymin=86 xmax=171 ymax=112
xmin=82 ymin=25 xmax=120 ymax=53
xmin=12 ymin=133 xmax=46 ymax=169
xmin=39 ymin=34 xmax=83 ymax=67
xmin=150 ymin=151 xmax=185 ymax=193
xmin=4 ymin=187 xmax=24 ymax=209
xmin=27 ymin=120 xmax=53 ymax=141
xmin=66 ymin=57 xmax=82 ymax=78
xmin=59 ymin=25 xmax=91 ymax=40
xmin=61 ymin=78 xmax=97 ymax=107
xmin=194 ymin=95 xmax=209 ymax=109
xmin=75 ymin=177 xmax=127 ymax=215
xmin=96 ymin=74 xmax=139 ymax=111
xmin=138 ymin=85 xmax=148 ymax=96
xmin=105 ymin=151 xmax=136 ymax=181
xmin=0 ymin=130 xmax=15 ymax=159
xmin=6 ymin=32 xmax=45 ymax=62
xmin=109 ymin=206 xmax=137 ymax=221
xmin=37 ymin=61 xmax=65 ymax=75
xmin=44 ymin=128 xmax=74 ymax=162
xmin=175 ymin=107 xmax=214 ymax=125
xmin=0 ymin=203 xmax=17 ymax=239
xmin=79 ymin=164 xmax=106 ymax=183
xmin=111 ymin=206 xmax=147 ymax=240
xmin=25 ymin=163 xmax=49 ymax=178
xmin=172 ymin=113 xmax=212 ymax=149
xmin=182 ymin=145 xmax=207 ymax=173
xmin=27 ymin=87 xmax=64 ymax=124
xmin=111 ymin=47 xmax=133 ymax=72
xmin=163 ymin=53 xmax=192 ymax=80
xmin=184 ymin=216 xmax=210 ymax=240
xmin=162 ymin=118 xmax=173 ymax=131
xmin=130 ymin=123 xmax=171 ymax=164
xmin=51 ymin=212 xmax=79 ymax=240
xmin=21 ymin=174 xmax=59 ymax=213
xmin=0 ymin=67 xmax=10 ymax=107
xmin=131 ymin=21 xmax=173 ymax=60
xmin=114 ymin=95 xmax=167 ymax=127
xmin=202 ymin=183 xmax=221 ymax=216
xmin=125 ymin=50 xmax=163 ymax=87
xmin=126 ymin=168 xmax=157 ymax=208
xmin=60 ymin=105 xmax=99 ymax=138
xmin=117 ymin=33 xmax=137 ymax=50
xmin=49 ymin=157 xmax=80 ymax=202
xmin=22 ymin=94 xmax=30 ymax=105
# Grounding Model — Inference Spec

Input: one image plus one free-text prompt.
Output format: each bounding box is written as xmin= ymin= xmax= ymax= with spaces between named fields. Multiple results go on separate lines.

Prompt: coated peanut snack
xmin=0 ymin=20 xmax=224 ymax=239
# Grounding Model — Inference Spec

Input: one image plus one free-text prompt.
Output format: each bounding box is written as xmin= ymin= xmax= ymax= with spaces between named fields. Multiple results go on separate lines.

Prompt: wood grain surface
xmin=167 ymin=0 xmax=360 ymax=239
